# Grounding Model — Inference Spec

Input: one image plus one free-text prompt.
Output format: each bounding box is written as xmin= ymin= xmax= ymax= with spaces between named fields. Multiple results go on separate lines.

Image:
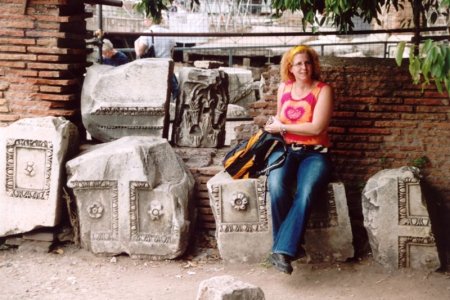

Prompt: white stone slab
xmin=207 ymin=171 xmax=353 ymax=263
xmin=219 ymin=67 xmax=257 ymax=108
xmin=81 ymin=58 xmax=173 ymax=142
xmin=196 ymin=275 xmax=265 ymax=300
xmin=0 ymin=117 xmax=79 ymax=236
xmin=362 ymin=166 xmax=440 ymax=270
xmin=66 ymin=136 xmax=194 ymax=259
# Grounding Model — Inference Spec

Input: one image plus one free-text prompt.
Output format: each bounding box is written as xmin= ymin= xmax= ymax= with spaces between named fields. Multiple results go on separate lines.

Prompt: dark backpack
xmin=223 ymin=129 xmax=287 ymax=179
xmin=141 ymin=31 xmax=155 ymax=58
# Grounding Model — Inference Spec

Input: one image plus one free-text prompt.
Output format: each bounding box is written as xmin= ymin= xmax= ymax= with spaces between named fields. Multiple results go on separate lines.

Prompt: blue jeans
xmin=267 ymin=146 xmax=331 ymax=257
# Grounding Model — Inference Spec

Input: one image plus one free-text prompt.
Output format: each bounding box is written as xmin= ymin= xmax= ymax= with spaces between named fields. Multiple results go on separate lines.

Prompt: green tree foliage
xmin=133 ymin=0 xmax=199 ymax=22
xmin=272 ymin=0 xmax=450 ymax=95
xmin=133 ymin=0 xmax=172 ymax=22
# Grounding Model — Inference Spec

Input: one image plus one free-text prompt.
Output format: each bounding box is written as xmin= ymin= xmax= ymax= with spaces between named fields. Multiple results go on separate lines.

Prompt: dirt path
xmin=0 ymin=243 xmax=449 ymax=300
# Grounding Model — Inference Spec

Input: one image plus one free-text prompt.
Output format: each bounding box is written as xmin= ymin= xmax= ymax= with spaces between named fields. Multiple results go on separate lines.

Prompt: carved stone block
xmin=173 ymin=67 xmax=229 ymax=148
xmin=207 ymin=171 xmax=353 ymax=263
xmin=304 ymin=182 xmax=354 ymax=262
xmin=207 ymin=171 xmax=271 ymax=263
xmin=66 ymin=136 xmax=194 ymax=259
xmin=362 ymin=166 xmax=440 ymax=270
xmin=81 ymin=59 xmax=173 ymax=142
xmin=0 ymin=117 xmax=79 ymax=236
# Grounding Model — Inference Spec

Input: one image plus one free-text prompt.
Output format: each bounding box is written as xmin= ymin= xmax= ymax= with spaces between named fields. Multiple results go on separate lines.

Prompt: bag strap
xmin=256 ymin=134 xmax=288 ymax=177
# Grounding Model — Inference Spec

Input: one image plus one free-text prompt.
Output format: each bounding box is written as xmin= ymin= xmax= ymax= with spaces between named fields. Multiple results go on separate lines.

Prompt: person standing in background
xmin=134 ymin=17 xmax=179 ymax=100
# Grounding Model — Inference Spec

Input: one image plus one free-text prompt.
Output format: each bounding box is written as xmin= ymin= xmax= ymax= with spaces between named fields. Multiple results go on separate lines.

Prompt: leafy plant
xmin=133 ymin=0 xmax=172 ymax=22
xmin=133 ymin=0 xmax=200 ymax=21
xmin=410 ymin=156 xmax=430 ymax=169
xmin=396 ymin=39 xmax=450 ymax=94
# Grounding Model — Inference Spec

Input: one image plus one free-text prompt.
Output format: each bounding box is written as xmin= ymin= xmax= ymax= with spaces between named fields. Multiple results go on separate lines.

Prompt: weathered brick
xmin=36 ymin=38 xmax=58 ymax=47
xmin=0 ymin=45 xmax=26 ymax=53
xmin=402 ymin=113 xmax=447 ymax=121
xmin=423 ymin=90 xmax=450 ymax=98
xmin=332 ymin=120 xmax=373 ymax=127
xmin=28 ymin=62 xmax=84 ymax=70
xmin=31 ymin=93 xmax=76 ymax=101
xmin=374 ymin=121 xmax=418 ymax=128
xmin=34 ymin=78 xmax=78 ymax=85
xmin=0 ymin=61 xmax=26 ymax=68
xmin=0 ymin=80 xmax=9 ymax=91
xmin=0 ymin=114 xmax=20 ymax=122
xmin=368 ymin=105 xmax=413 ymax=112
xmin=38 ymin=70 xmax=66 ymax=78
xmin=39 ymin=85 xmax=74 ymax=93
xmin=356 ymin=112 xmax=400 ymax=119
xmin=36 ymin=22 xmax=60 ymax=30
xmin=404 ymin=98 xmax=449 ymax=105
xmin=26 ymin=30 xmax=68 ymax=38
xmin=0 ymin=28 xmax=24 ymax=37
xmin=339 ymin=104 xmax=368 ymax=111
xmin=338 ymin=96 xmax=378 ymax=104
xmin=0 ymin=19 xmax=34 ymax=29
xmin=333 ymin=111 xmax=355 ymax=118
xmin=416 ymin=106 xmax=450 ymax=113
xmin=27 ymin=46 xmax=87 ymax=55
xmin=0 ymin=53 xmax=36 ymax=61
xmin=378 ymin=97 xmax=404 ymax=104
xmin=348 ymin=128 xmax=391 ymax=135
xmin=0 ymin=37 xmax=35 ymax=45
xmin=8 ymin=69 xmax=38 ymax=77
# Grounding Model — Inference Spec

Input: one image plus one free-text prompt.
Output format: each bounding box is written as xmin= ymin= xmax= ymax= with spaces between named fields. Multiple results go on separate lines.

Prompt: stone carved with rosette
xmin=0 ymin=117 xmax=79 ymax=237
xmin=66 ymin=136 xmax=194 ymax=259
xmin=207 ymin=171 xmax=353 ymax=263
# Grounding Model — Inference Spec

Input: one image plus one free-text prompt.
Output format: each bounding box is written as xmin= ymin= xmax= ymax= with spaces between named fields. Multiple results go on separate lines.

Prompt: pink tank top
xmin=278 ymin=81 xmax=330 ymax=146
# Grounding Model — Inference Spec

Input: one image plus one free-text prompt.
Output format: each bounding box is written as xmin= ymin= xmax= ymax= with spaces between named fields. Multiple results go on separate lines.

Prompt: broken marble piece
xmin=362 ymin=166 xmax=439 ymax=270
xmin=66 ymin=136 xmax=194 ymax=259
xmin=207 ymin=171 xmax=353 ymax=263
xmin=81 ymin=58 xmax=173 ymax=142
xmin=0 ymin=117 xmax=79 ymax=237
xmin=196 ymin=275 xmax=265 ymax=300
xmin=173 ymin=67 xmax=229 ymax=148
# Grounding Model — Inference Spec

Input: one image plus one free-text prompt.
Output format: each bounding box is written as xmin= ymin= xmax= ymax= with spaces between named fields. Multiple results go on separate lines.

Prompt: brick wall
xmin=0 ymin=0 xmax=89 ymax=128
xmin=250 ymin=57 xmax=450 ymax=258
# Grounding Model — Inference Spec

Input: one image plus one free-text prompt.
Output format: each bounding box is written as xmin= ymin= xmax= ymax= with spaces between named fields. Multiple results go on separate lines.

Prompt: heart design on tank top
xmin=285 ymin=106 xmax=305 ymax=121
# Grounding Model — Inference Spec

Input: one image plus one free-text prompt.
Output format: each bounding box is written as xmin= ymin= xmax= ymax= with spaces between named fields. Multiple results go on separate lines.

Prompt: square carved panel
xmin=210 ymin=178 xmax=269 ymax=233
xmin=5 ymin=139 xmax=53 ymax=200
xmin=71 ymin=180 xmax=119 ymax=242
xmin=129 ymin=182 xmax=174 ymax=244
xmin=398 ymin=177 xmax=430 ymax=226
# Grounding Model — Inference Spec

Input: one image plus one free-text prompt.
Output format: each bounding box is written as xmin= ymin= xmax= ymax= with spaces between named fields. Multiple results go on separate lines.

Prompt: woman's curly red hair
xmin=280 ymin=45 xmax=321 ymax=82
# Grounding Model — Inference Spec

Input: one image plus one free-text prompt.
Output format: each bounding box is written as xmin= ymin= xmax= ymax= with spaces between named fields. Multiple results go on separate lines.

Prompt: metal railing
xmin=99 ymin=26 xmax=447 ymax=66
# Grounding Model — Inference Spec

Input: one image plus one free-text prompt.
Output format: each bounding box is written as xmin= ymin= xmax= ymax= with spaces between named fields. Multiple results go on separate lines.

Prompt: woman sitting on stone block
xmin=264 ymin=45 xmax=334 ymax=274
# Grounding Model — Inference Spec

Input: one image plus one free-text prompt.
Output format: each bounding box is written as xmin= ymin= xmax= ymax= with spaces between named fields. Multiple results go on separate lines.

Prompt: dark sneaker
xmin=269 ymin=253 xmax=293 ymax=274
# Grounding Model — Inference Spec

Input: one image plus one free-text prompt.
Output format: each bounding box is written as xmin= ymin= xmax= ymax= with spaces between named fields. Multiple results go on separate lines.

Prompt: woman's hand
xmin=264 ymin=116 xmax=283 ymax=134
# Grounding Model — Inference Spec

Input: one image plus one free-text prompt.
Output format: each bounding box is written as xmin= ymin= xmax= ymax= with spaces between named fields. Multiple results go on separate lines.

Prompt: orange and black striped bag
xmin=223 ymin=129 xmax=287 ymax=179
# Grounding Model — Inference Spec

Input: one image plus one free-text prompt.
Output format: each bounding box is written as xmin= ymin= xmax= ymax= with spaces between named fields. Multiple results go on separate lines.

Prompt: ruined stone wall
xmin=0 ymin=0 xmax=89 ymax=128
xmin=249 ymin=57 xmax=450 ymax=256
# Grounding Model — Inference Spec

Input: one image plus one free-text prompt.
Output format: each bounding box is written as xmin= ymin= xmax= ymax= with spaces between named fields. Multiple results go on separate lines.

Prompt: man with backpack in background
xmin=134 ymin=17 xmax=180 ymax=101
